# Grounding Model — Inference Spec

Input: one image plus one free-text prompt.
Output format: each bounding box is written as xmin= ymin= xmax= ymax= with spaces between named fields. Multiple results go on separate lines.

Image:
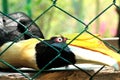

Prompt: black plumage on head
xmin=35 ymin=37 xmax=76 ymax=69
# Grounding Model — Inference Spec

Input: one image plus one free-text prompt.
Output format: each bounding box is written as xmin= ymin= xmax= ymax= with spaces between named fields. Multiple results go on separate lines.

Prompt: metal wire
xmin=0 ymin=0 xmax=120 ymax=80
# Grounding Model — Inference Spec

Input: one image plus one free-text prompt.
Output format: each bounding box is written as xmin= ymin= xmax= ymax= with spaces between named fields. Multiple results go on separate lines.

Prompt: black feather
xmin=0 ymin=12 xmax=44 ymax=46
xmin=35 ymin=38 xmax=76 ymax=69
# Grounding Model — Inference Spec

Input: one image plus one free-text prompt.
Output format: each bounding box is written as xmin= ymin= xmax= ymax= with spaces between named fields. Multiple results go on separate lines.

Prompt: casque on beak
xmin=60 ymin=33 xmax=120 ymax=70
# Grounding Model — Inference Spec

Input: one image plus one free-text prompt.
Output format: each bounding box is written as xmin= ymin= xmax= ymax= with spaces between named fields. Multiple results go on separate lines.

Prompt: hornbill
xmin=0 ymin=33 xmax=120 ymax=70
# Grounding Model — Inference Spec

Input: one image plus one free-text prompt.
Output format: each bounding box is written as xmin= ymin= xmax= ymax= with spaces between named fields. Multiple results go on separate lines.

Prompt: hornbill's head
xmin=35 ymin=36 xmax=76 ymax=69
xmin=35 ymin=35 xmax=120 ymax=70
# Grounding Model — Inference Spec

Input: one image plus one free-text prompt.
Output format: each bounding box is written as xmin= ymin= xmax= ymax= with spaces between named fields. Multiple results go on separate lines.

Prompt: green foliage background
xmin=0 ymin=0 xmax=120 ymax=38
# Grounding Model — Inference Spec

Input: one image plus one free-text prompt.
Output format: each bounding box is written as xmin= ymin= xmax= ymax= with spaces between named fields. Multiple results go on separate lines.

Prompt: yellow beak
xmin=61 ymin=33 xmax=120 ymax=70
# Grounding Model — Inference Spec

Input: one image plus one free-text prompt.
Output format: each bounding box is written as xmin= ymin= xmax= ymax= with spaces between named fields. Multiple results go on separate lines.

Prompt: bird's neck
xmin=0 ymin=40 xmax=39 ymax=70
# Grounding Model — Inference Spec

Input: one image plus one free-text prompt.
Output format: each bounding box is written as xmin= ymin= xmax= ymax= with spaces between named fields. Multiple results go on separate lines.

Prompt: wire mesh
xmin=0 ymin=0 xmax=120 ymax=80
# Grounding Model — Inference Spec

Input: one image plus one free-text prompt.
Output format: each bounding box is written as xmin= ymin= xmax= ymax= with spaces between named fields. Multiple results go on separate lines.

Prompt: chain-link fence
xmin=0 ymin=0 xmax=120 ymax=80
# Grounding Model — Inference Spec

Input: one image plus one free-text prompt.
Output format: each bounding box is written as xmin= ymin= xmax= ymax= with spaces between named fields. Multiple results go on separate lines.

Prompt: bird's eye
xmin=55 ymin=37 xmax=63 ymax=42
